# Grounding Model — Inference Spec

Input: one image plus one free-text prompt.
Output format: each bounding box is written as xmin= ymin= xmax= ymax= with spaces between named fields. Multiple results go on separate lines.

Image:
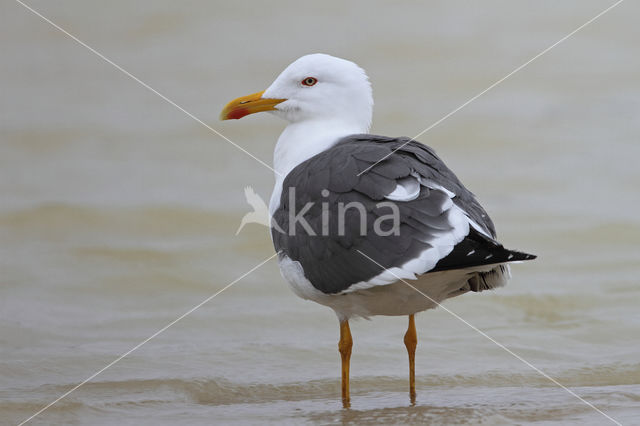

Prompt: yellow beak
xmin=219 ymin=90 xmax=286 ymax=120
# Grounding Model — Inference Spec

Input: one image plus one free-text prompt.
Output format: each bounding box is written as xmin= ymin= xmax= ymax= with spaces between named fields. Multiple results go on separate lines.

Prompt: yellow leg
xmin=404 ymin=314 xmax=417 ymax=404
xmin=338 ymin=320 xmax=353 ymax=407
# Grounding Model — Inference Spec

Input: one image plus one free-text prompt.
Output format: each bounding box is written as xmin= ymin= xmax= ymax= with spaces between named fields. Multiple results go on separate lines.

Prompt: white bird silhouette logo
xmin=236 ymin=186 xmax=272 ymax=235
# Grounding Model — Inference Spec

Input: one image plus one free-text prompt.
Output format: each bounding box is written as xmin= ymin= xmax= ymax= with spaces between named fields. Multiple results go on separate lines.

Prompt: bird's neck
xmin=273 ymin=119 xmax=365 ymax=177
xmin=269 ymin=118 xmax=367 ymax=214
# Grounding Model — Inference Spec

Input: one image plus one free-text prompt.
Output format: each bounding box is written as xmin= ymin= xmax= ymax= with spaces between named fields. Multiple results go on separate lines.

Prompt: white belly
xmin=277 ymin=254 xmax=499 ymax=321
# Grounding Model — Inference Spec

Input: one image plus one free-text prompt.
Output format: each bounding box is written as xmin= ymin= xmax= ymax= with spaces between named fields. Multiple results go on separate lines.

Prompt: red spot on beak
xmin=227 ymin=108 xmax=249 ymax=120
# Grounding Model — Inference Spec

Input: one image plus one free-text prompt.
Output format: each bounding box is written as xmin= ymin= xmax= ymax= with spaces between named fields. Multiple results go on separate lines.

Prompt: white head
xmin=221 ymin=54 xmax=373 ymax=132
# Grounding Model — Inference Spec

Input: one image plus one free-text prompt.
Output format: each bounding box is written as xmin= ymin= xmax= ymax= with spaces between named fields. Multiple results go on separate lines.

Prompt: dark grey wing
xmin=272 ymin=134 xmax=535 ymax=294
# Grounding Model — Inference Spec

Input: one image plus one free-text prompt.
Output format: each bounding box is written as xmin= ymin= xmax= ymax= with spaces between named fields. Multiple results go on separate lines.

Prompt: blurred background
xmin=1 ymin=1 xmax=638 ymax=424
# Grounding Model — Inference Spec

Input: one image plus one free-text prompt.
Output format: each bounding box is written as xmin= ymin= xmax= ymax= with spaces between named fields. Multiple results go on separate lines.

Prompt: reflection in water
xmin=2 ymin=372 xmax=639 ymax=424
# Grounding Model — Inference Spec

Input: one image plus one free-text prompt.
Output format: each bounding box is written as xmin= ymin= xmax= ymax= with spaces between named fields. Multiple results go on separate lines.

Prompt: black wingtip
xmin=431 ymin=230 xmax=537 ymax=273
xmin=506 ymin=250 xmax=537 ymax=262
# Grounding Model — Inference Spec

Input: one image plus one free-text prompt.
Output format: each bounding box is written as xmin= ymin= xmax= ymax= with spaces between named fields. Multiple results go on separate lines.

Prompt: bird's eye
xmin=301 ymin=77 xmax=318 ymax=86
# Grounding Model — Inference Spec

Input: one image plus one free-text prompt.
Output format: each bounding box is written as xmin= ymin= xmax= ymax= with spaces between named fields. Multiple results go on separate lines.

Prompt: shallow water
xmin=1 ymin=1 xmax=639 ymax=425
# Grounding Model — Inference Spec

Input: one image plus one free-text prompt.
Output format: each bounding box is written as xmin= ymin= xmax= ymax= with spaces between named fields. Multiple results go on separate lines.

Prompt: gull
xmin=220 ymin=53 xmax=535 ymax=406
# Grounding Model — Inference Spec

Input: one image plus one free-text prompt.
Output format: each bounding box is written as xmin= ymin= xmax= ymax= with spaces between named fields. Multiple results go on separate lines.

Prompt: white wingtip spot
xmin=484 ymin=254 xmax=493 ymax=260
xmin=467 ymin=250 xmax=475 ymax=256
